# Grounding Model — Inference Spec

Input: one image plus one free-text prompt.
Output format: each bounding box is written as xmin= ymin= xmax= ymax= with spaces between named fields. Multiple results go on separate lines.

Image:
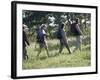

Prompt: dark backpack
xmin=56 ymin=29 xmax=62 ymax=39
xmin=37 ymin=31 xmax=44 ymax=43
xmin=70 ymin=23 xmax=81 ymax=35
xmin=70 ymin=23 xmax=77 ymax=33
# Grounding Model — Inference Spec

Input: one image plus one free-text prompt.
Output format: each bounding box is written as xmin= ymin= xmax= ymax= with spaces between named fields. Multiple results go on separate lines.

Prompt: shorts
xmin=39 ymin=41 xmax=48 ymax=48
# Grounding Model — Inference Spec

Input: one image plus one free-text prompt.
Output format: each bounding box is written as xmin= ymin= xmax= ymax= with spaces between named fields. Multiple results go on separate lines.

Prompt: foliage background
xmin=22 ymin=10 xmax=91 ymax=69
xmin=23 ymin=10 xmax=91 ymax=42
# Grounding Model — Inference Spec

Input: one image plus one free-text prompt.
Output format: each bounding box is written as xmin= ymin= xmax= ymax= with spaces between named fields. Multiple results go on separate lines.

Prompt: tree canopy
xmin=23 ymin=10 xmax=91 ymax=41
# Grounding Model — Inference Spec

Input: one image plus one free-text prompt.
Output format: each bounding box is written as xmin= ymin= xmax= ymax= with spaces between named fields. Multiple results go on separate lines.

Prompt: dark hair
xmin=41 ymin=24 xmax=46 ymax=29
xmin=75 ymin=18 xmax=79 ymax=23
xmin=61 ymin=23 xmax=64 ymax=29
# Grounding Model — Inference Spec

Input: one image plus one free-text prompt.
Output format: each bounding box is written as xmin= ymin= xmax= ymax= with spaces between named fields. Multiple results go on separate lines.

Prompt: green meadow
xmin=22 ymin=38 xmax=91 ymax=69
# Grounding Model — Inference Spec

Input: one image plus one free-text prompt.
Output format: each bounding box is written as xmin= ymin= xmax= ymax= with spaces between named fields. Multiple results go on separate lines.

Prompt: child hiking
xmin=36 ymin=24 xmax=50 ymax=58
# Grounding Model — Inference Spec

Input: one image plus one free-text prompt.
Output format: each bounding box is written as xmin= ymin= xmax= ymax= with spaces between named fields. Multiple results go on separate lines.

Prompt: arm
xmin=75 ymin=24 xmax=83 ymax=35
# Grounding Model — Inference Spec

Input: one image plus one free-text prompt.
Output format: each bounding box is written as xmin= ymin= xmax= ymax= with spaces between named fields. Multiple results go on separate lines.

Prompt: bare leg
xmin=59 ymin=43 xmax=63 ymax=54
xmin=23 ymin=47 xmax=28 ymax=60
xmin=65 ymin=43 xmax=71 ymax=54
xmin=36 ymin=48 xmax=42 ymax=58
xmin=23 ymin=47 xmax=25 ymax=60
xmin=76 ymin=36 xmax=81 ymax=51
xmin=45 ymin=47 xmax=50 ymax=57
xmin=44 ymin=42 xmax=50 ymax=57
xmin=79 ymin=36 xmax=82 ymax=51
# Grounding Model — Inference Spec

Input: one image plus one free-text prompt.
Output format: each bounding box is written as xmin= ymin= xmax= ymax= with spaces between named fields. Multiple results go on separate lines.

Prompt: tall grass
xmin=22 ymin=39 xmax=91 ymax=69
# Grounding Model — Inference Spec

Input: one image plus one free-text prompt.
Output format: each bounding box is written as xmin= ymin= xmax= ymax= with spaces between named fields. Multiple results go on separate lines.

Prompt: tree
xmin=23 ymin=10 xmax=91 ymax=41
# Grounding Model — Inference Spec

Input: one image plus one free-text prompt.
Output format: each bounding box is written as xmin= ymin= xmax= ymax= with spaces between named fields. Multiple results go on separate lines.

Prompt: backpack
xmin=70 ymin=23 xmax=77 ymax=33
xmin=70 ymin=23 xmax=81 ymax=35
xmin=56 ymin=29 xmax=62 ymax=39
xmin=37 ymin=31 xmax=44 ymax=43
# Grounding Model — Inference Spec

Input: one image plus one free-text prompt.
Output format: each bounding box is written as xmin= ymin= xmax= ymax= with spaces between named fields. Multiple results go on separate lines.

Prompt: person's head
xmin=41 ymin=24 xmax=47 ymax=30
xmin=23 ymin=24 xmax=29 ymax=32
xmin=60 ymin=23 xmax=64 ymax=29
xmin=75 ymin=18 xmax=79 ymax=24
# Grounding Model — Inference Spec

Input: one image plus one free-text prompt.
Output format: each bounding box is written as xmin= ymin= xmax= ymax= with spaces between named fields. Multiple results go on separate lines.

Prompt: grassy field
xmin=22 ymin=38 xmax=91 ymax=69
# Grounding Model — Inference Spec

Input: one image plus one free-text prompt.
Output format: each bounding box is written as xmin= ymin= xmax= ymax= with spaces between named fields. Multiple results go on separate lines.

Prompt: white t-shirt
xmin=42 ymin=29 xmax=46 ymax=35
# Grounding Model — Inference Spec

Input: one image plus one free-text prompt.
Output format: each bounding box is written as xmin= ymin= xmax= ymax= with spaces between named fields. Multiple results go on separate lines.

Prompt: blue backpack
xmin=37 ymin=31 xmax=44 ymax=43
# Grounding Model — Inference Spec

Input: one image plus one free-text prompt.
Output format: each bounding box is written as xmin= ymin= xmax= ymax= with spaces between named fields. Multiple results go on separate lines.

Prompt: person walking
xmin=23 ymin=24 xmax=30 ymax=60
xmin=70 ymin=18 xmax=83 ymax=51
xmin=36 ymin=24 xmax=50 ymax=58
xmin=57 ymin=23 xmax=72 ymax=54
